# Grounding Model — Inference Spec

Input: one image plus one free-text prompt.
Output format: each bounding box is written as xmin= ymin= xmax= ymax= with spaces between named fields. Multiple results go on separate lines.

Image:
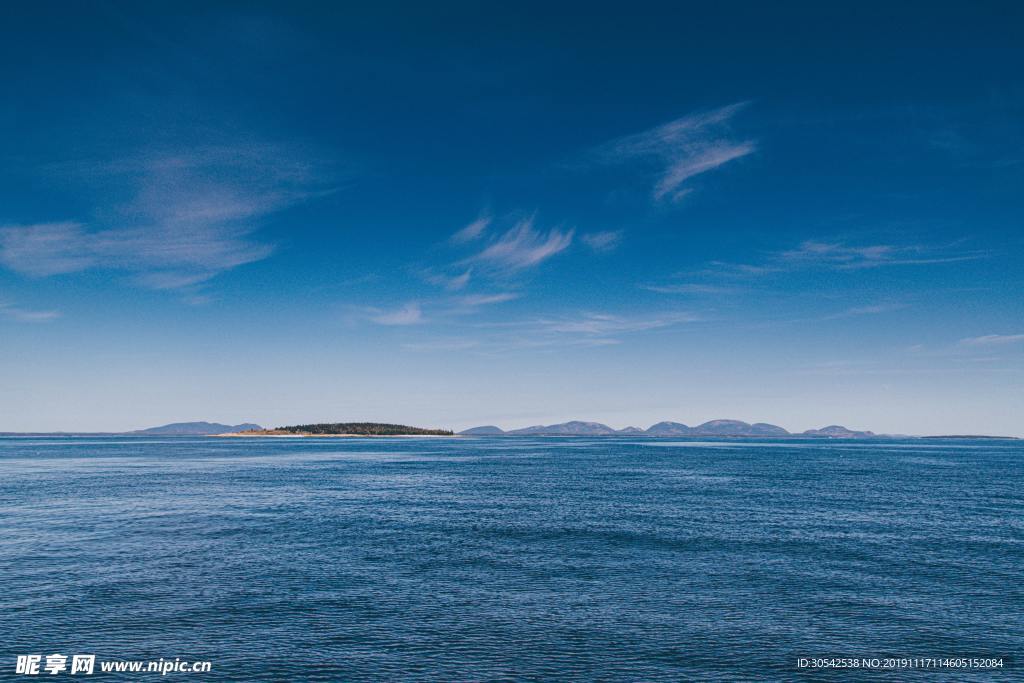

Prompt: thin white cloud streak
xmin=362 ymin=292 xmax=517 ymax=329
xmin=454 ymin=292 xmax=520 ymax=308
xmin=643 ymin=283 xmax=740 ymax=295
xmin=777 ymin=240 xmax=989 ymax=270
xmin=465 ymin=217 xmax=573 ymax=272
xmin=702 ymin=261 xmax=778 ymax=277
xmin=469 ymin=311 xmax=698 ymax=352
xmin=370 ymin=303 xmax=424 ymax=326
xmin=447 ymin=270 xmax=473 ymax=290
xmin=0 ymin=222 xmax=97 ymax=276
xmin=0 ymin=220 xmax=273 ymax=289
xmin=0 ymin=303 xmax=61 ymax=322
xmin=0 ymin=144 xmax=329 ymax=291
xmin=425 ymin=215 xmax=574 ymax=295
xmin=822 ymin=303 xmax=907 ymax=320
xmin=402 ymin=338 xmax=481 ymax=352
xmin=695 ymin=239 xmax=990 ymax=279
xmin=959 ymin=333 xmax=1024 ymax=346
xmin=594 ymin=102 xmax=755 ymax=202
xmin=400 ymin=310 xmax=697 ymax=354
xmin=603 ymin=103 xmax=746 ymax=156
xmin=450 ymin=216 xmax=490 ymax=244
xmin=653 ymin=142 xmax=756 ymax=201
xmin=581 ymin=230 xmax=623 ymax=252
xmin=424 ymin=269 xmax=472 ymax=291
xmin=536 ymin=311 xmax=698 ymax=335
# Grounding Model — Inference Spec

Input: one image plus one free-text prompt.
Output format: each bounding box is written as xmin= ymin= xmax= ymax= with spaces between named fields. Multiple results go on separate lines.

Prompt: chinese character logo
xmin=70 ymin=655 xmax=95 ymax=675
xmin=44 ymin=654 xmax=68 ymax=675
xmin=15 ymin=653 xmax=95 ymax=676
xmin=15 ymin=655 xmax=41 ymax=675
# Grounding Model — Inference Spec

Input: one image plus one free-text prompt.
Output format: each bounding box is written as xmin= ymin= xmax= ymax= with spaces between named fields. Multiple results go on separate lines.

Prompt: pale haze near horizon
xmin=7 ymin=345 xmax=1021 ymax=436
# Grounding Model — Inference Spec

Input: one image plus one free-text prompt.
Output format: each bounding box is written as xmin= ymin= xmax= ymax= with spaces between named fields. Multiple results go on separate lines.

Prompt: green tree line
xmin=276 ymin=422 xmax=453 ymax=436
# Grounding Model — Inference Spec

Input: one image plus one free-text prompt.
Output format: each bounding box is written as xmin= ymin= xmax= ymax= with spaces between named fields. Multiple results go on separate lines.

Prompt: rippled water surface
xmin=2 ymin=436 xmax=1022 ymax=680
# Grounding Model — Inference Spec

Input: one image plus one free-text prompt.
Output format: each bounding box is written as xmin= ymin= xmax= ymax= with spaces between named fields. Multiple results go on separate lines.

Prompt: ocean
xmin=1 ymin=435 xmax=1021 ymax=680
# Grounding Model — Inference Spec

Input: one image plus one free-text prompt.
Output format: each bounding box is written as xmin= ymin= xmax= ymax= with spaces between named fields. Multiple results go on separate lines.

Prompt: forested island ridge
xmin=218 ymin=422 xmax=454 ymax=437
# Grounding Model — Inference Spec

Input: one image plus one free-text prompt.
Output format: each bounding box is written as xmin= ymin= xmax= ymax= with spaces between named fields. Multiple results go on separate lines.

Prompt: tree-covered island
xmin=221 ymin=422 xmax=454 ymax=437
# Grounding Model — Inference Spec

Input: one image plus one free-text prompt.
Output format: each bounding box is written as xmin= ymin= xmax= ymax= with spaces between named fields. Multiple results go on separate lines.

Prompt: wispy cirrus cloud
xmin=534 ymin=311 xmax=698 ymax=336
xmin=423 ymin=268 xmax=473 ymax=291
xmin=822 ymin=302 xmax=907 ymax=320
xmin=0 ymin=222 xmax=98 ymax=276
xmin=0 ymin=218 xmax=275 ymax=288
xmin=694 ymin=238 xmax=990 ymax=279
xmin=463 ymin=217 xmax=573 ymax=273
xmin=0 ymin=302 xmax=61 ymax=322
xmin=643 ymin=283 xmax=741 ymax=295
xmin=362 ymin=291 xmax=518 ymax=328
xmin=424 ymin=214 xmax=575 ymax=298
xmin=581 ymin=230 xmax=623 ymax=253
xmin=402 ymin=338 xmax=481 ymax=352
xmin=654 ymin=144 xmax=754 ymax=201
xmin=776 ymin=240 xmax=988 ymax=270
xmin=593 ymin=102 xmax=755 ymax=202
xmin=400 ymin=309 xmax=697 ymax=354
xmin=454 ymin=292 xmax=520 ymax=308
xmin=466 ymin=310 xmax=699 ymax=352
xmin=701 ymin=261 xmax=777 ymax=277
xmin=450 ymin=215 xmax=490 ymax=244
xmin=368 ymin=302 xmax=424 ymax=326
xmin=959 ymin=333 xmax=1024 ymax=346
xmin=361 ymin=288 xmax=520 ymax=331
xmin=0 ymin=144 xmax=331 ymax=293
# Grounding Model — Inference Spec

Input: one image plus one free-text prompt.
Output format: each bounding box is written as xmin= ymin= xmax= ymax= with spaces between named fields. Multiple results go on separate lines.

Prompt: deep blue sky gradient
xmin=1 ymin=1 xmax=1021 ymax=433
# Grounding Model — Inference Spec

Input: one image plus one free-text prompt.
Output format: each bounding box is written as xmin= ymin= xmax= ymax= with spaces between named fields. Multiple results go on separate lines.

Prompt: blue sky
xmin=1 ymin=2 xmax=1022 ymax=435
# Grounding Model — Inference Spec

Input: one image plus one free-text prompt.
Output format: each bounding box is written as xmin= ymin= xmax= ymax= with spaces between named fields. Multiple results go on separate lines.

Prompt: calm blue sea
xmin=1 ymin=436 xmax=1021 ymax=680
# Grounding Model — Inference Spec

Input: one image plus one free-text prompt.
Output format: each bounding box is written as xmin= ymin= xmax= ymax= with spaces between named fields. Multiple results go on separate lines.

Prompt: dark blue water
xmin=1 ymin=436 xmax=1021 ymax=680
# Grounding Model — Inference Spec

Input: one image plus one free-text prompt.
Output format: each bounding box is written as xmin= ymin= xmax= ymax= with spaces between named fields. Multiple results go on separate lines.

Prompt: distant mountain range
xmin=0 ymin=420 xmax=1016 ymax=438
xmin=130 ymin=422 xmax=263 ymax=435
xmin=460 ymin=420 xmax=876 ymax=438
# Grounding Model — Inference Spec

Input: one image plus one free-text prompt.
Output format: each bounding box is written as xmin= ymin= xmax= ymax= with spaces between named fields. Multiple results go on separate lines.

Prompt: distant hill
xmin=748 ymin=422 xmax=791 ymax=436
xmin=508 ymin=421 xmax=619 ymax=435
xmin=689 ymin=419 xmax=790 ymax=436
xmin=131 ymin=422 xmax=263 ymax=435
xmin=459 ymin=425 xmax=505 ymax=435
xmin=617 ymin=426 xmax=645 ymax=434
xmin=801 ymin=425 xmax=875 ymax=438
xmin=646 ymin=421 xmax=692 ymax=436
